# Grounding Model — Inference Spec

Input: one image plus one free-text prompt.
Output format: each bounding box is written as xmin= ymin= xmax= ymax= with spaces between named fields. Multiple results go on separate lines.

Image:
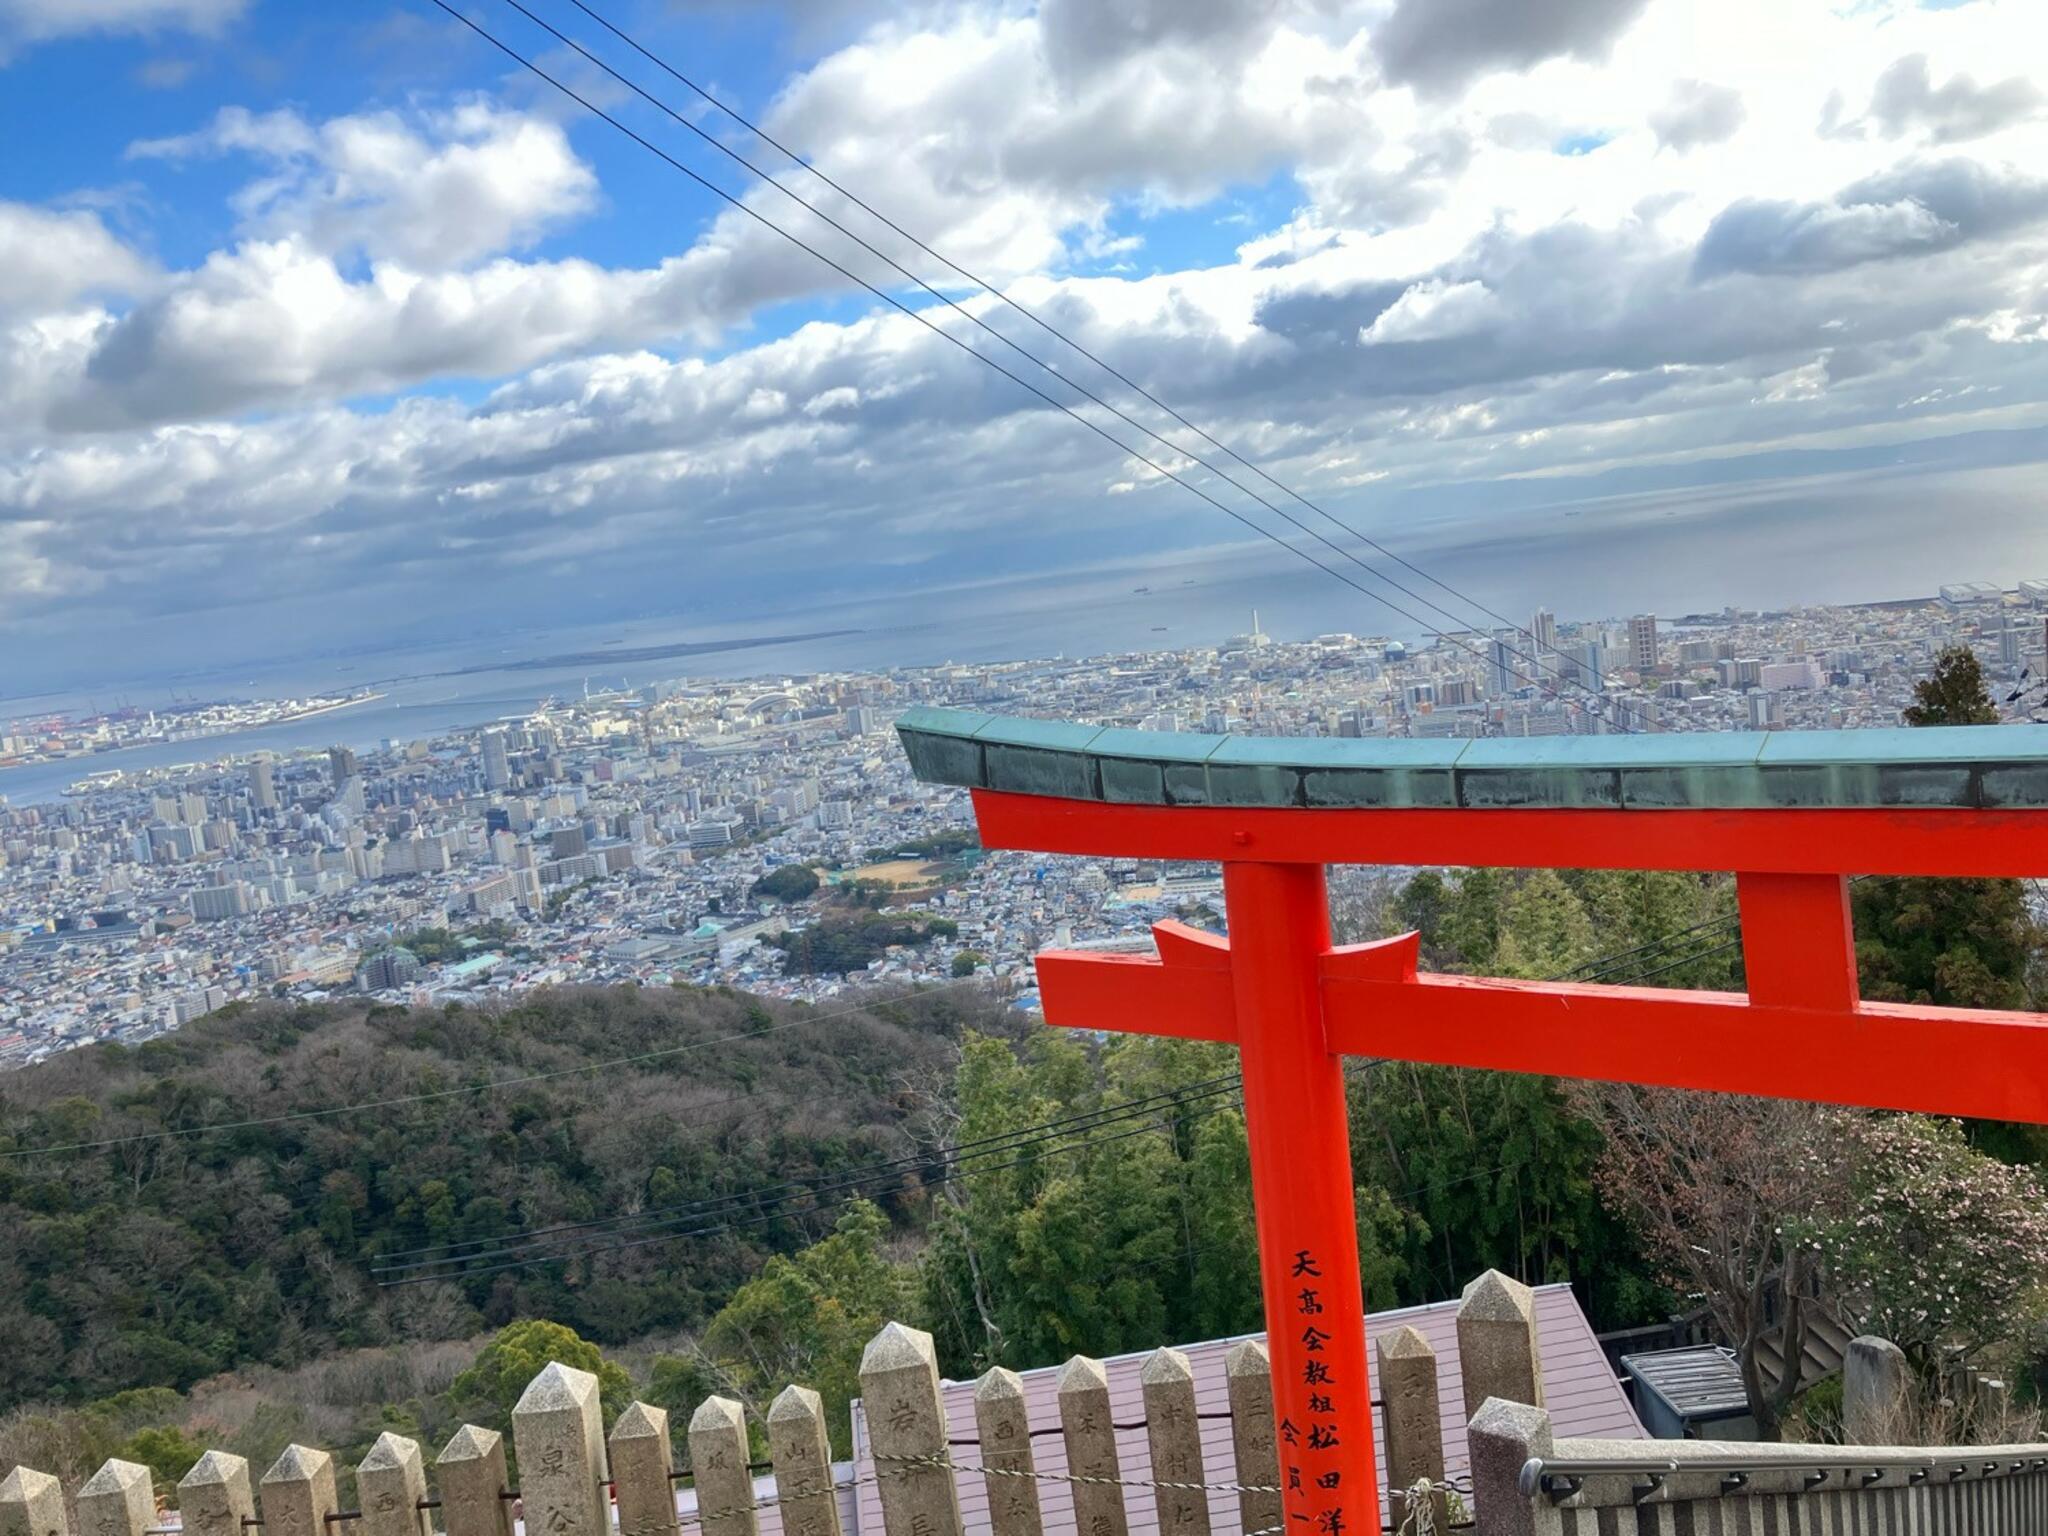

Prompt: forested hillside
xmin=0 ymin=983 xmax=1005 ymax=1411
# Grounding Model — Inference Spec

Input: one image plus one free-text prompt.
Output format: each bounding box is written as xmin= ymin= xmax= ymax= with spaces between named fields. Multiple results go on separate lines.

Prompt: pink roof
xmin=848 ymin=1284 xmax=1642 ymax=1536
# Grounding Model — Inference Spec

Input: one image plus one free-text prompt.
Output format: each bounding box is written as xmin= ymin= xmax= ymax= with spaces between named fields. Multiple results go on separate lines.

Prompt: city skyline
xmin=6 ymin=583 xmax=2044 ymax=1066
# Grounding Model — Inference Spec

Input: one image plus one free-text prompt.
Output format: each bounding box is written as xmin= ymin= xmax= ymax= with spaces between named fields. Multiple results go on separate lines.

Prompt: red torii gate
xmin=898 ymin=709 xmax=2048 ymax=1536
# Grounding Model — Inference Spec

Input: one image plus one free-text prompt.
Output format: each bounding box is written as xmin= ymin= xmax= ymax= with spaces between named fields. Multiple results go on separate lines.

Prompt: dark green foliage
xmin=752 ymin=866 xmax=822 ymax=903
xmin=772 ymin=912 xmax=957 ymax=975
xmin=691 ymin=1199 xmax=913 ymax=1454
xmin=1902 ymin=644 xmax=1999 ymax=726
xmin=373 ymin=921 xmax=518 ymax=965
xmin=0 ymin=984 xmax=991 ymax=1412
xmin=1862 ymin=646 xmax=2048 ymax=1158
xmin=1854 ymin=877 xmax=2036 ymax=1011
xmin=861 ymin=830 xmax=978 ymax=863
xmin=451 ymin=1319 xmax=632 ymax=1435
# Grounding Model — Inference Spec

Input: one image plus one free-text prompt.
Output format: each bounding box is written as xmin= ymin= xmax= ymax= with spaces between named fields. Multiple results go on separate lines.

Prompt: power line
xmin=423 ymin=0 xmax=1648 ymax=733
xmin=509 ymin=6 xmax=1643 ymax=732
xmin=385 ymin=890 xmax=1763 ymax=1285
xmin=556 ymin=0 xmax=1578 ymax=672
xmin=378 ymin=1082 xmax=1274 ymax=1286
xmin=370 ymin=1073 xmax=1247 ymax=1273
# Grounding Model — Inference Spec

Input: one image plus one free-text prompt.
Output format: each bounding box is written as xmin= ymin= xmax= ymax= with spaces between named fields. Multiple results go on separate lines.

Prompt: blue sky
xmin=3 ymin=0 xmax=2048 ymax=690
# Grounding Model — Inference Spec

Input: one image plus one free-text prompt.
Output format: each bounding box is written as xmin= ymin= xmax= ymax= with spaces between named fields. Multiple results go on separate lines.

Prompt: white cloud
xmin=0 ymin=0 xmax=243 ymax=58
xmin=0 ymin=203 xmax=151 ymax=319
xmin=1862 ymin=53 xmax=2042 ymax=146
xmin=9 ymin=0 xmax=2048 ymax=651
xmin=1359 ymin=279 xmax=1501 ymax=344
xmin=130 ymin=102 xmax=597 ymax=270
xmin=1650 ymin=79 xmax=1745 ymax=152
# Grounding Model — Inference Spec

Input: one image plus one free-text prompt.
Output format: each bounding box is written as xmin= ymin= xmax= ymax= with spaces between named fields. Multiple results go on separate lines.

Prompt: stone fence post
xmin=1224 ymin=1340 xmax=1280 ymax=1536
xmin=1843 ymin=1335 xmax=1913 ymax=1445
xmin=611 ymin=1403 xmax=680 ymax=1536
xmin=860 ymin=1321 xmax=963 ymax=1536
xmin=357 ymin=1433 xmax=432 ymax=1536
xmin=178 ymin=1452 xmax=254 ymax=1536
xmin=1378 ymin=1325 xmax=1448 ymax=1534
xmin=1458 ymin=1271 xmax=1543 ymax=1420
xmin=435 ymin=1426 xmax=513 ymax=1536
xmin=260 ymin=1447 xmax=338 ymax=1536
xmin=512 ymin=1364 xmax=608 ymax=1536
xmin=0 ymin=1469 xmax=68 ymax=1536
xmin=1141 ymin=1348 xmax=1210 ymax=1536
xmin=1059 ymin=1355 xmax=1129 ymax=1536
xmin=767 ymin=1387 xmax=841 ymax=1536
xmin=688 ymin=1396 xmax=757 ymax=1536
xmin=974 ymin=1367 xmax=1043 ymax=1536
xmin=1465 ymin=1399 xmax=1561 ymax=1536
xmin=76 ymin=1461 xmax=152 ymax=1536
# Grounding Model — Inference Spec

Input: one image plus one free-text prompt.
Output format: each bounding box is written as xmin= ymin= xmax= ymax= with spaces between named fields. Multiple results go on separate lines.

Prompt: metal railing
xmin=1520 ymin=1450 xmax=2048 ymax=1504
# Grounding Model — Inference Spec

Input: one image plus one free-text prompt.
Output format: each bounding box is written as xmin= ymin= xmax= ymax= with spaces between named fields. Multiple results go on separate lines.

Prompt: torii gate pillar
xmin=1222 ymin=861 xmax=1375 ymax=1536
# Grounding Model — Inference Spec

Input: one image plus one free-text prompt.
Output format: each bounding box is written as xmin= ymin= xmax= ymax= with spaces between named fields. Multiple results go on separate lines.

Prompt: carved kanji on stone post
xmin=513 ymin=1364 xmax=608 ymax=1536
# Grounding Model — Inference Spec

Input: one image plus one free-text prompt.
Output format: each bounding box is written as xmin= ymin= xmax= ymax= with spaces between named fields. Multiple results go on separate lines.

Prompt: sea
xmin=5 ymin=447 xmax=2047 ymax=809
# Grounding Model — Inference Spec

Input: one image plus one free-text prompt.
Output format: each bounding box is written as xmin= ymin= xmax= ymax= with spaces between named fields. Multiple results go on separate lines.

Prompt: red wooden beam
xmin=1320 ymin=974 xmax=2048 ymax=1122
xmin=972 ymin=790 xmax=2048 ymax=878
xmin=1036 ymin=921 xmax=2048 ymax=1122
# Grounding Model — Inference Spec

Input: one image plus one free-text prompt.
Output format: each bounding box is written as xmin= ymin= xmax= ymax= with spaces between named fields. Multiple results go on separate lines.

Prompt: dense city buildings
xmin=5 ymin=586 xmax=2047 ymax=1067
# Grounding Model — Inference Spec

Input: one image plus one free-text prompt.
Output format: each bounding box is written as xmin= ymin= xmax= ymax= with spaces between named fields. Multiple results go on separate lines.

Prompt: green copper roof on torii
xmin=893 ymin=707 xmax=2048 ymax=812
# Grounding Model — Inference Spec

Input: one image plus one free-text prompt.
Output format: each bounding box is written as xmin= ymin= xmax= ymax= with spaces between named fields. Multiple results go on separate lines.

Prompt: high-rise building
xmin=1487 ymin=631 xmax=1518 ymax=696
xmin=190 ymin=881 xmax=251 ymax=921
xmin=249 ymin=758 xmax=278 ymax=811
xmin=1628 ymin=614 xmax=1659 ymax=674
xmin=1530 ymin=608 xmax=1557 ymax=655
xmin=356 ymin=947 xmax=422 ymax=993
xmin=1570 ymin=639 xmax=1604 ymax=690
xmin=328 ymin=745 xmax=359 ymax=782
xmin=482 ymin=731 xmax=512 ymax=791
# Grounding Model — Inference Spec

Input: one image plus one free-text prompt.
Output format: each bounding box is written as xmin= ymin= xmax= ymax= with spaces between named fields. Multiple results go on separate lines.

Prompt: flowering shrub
xmin=1818 ymin=1112 xmax=2048 ymax=1365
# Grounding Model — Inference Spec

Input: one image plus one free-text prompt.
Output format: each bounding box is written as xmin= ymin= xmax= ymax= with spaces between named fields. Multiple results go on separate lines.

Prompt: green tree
xmin=1903 ymin=645 xmax=1999 ymax=726
xmin=951 ymin=951 xmax=987 ymax=978
xmin=1394 ymin=871 xmax=1453 ymax=966
xmin=1493 ymin=869 xmax=1596 ymax=978
xmin=116 ymin=1424 xmax=208 ymax=1494
xmin=696 ymin=1200 xmax=914 ymax=1454
xmin=1819 ymin=1113 xmax=2048 ymax=1369
xmin=1439 ymin=868 xmax=1508 ymax=972
xmin=753 ymin=866 xmax=822 ymax=903
xmin=451 ymin=1320 xmax=633 ymax=1432
xmin=1858 ymin=643 xmax=2046 ymax=1158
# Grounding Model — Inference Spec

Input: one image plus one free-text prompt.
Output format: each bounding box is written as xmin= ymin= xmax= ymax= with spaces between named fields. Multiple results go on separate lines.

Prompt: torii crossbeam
xmin=897 ymin=709 xmax=2048 ymax=1536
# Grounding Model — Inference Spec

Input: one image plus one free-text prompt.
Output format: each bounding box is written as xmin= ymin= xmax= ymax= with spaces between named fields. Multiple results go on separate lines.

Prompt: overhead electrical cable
xmin=380 ymin=898 xmax=1767 ymax=1285
xmin=369 ymin=1073 xmax=1247 ymax=1272
xmin=556 ymin=0 xmax=1641 ymax=726
xmin=555 ymin=0 xmax=1582 ymax=664
xmin=422 ymin=0 xmax=1650 ymax=731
